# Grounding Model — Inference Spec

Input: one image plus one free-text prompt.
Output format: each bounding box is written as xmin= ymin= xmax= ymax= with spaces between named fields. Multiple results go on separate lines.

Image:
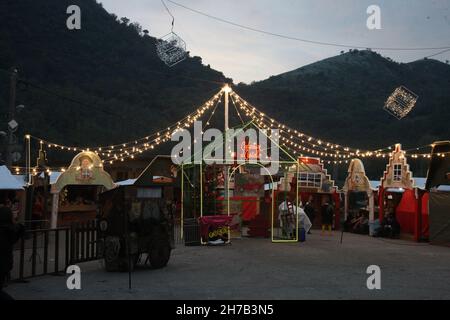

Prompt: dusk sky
xmin=101 ymin=0 xmax=450 ymax=83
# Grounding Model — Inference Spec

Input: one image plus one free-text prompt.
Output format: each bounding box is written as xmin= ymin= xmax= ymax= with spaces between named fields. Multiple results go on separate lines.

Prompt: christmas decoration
xmin=156 ymin=32 xmax=187 ymax=67
xmin=384 ymin=86 xmax=418 ymax=120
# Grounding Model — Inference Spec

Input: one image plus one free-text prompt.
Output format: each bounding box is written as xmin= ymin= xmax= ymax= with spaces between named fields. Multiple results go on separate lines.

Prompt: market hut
xmin=290 ymin=157 xmax=341 ymax=230
xmin=0 ymin=165 xmax=26 ymax=222
xmin=100 ymin=155 xmax=179 ymax=245
xmin=425 ymin=141 xmax=450 ymax=246
xmin=378 ymin=144 xmax=429 ymax=240
xmin=180 ymin=122 xmax=304 ymax=243
xmin=50 ymin=151 xmax=115 ymax=228
xmin=343 ymin=158 xmax=375 ymax=222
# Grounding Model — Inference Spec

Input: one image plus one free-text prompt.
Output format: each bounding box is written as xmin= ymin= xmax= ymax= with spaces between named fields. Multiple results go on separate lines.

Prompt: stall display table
xmin=198 ymin=215 xmax=233 ymax=245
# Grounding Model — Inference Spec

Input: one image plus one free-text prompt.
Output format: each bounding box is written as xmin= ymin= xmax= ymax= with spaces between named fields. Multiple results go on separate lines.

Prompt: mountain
xmin=237 ymin=50 xmax=450 ymax=151
xmin=0 ymin=0 xmax=229 ymax=149
xmin=1 ymin=1 xmax=449 ymax=178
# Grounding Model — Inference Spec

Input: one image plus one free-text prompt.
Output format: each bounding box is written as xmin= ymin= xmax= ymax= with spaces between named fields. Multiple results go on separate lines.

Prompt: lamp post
xmin=6 ymin=68 xmax=18 ymax=168
xmin=5 ymin=68 xmax=25 ymax=169
xmin=222 ymin=84 xmax=232 ymax=239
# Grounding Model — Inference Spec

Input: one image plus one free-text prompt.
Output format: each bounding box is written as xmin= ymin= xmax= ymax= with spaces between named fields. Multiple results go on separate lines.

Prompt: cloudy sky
xmin=101 ymin=0 xmax=450 ymax=83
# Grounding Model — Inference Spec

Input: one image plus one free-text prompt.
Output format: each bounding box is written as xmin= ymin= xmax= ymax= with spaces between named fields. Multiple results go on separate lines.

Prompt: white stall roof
xmin=39 ymin=171 xmax=63 ymax=185
xmin=0 ymin=166 xmax=25 ymax=190
xmin=116 ymin=179 xmax=137 ymax=186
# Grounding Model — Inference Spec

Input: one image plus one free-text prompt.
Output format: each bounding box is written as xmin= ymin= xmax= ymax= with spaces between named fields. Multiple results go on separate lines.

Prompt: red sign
xmin=239 ymin=141 xmax=260 ymax=160
xmin=299 ymin=157 xmax=320 ymax=165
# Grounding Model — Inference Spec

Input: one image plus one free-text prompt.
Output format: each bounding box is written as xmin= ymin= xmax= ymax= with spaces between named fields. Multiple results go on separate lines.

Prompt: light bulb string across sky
xmin=234 ymin=98 xmax=362 ymax=158
xmin=230 ymin=90 xmax=437 ymax=159
xmin=230 ymin=91 xmax=395 ymax=156
xmin=26 ymin=85 xmax=444 ymax=168
xmin=28 ymin=91 xmax=223 ymax=152
xmin=241 ymin=102 xmax=437 ymax=160
xmin=101 ymin=92 xmax=224 ymax=164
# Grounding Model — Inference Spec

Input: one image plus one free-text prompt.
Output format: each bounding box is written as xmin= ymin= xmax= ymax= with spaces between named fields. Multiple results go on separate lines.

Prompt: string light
xmin=26 ymin=87 xmax=445 ymax=166
xmin=229 ymin=91 xmax=441 ymax=160
xmin=29 ymin=91 xmax=224 ymax=164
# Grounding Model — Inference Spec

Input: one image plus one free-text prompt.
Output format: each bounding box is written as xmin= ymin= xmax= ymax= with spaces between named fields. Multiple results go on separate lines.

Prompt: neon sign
xmin=239 ymin=141 xmax=260 ymax=160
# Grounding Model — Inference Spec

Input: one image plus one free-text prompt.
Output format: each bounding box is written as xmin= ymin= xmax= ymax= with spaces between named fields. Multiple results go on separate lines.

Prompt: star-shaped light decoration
xmin=156 ymin=32 xmax=187 ymax=67
xmin=384 ymin=86 xmax=419 ymax=120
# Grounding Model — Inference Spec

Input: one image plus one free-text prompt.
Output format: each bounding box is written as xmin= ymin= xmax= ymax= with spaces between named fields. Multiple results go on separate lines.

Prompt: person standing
xmin=0 ymin=203 xmax=25 ymax=300
xmin=304 ymin=197 xmax=315 ymax=234
xmin=321 ymin=200 xmax=334 ymax=236
xmin=31 ymin=197 xmax=44 ymax=230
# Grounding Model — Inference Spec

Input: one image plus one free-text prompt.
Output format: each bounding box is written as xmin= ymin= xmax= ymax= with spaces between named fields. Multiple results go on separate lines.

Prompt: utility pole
xmin=222 ymin=84 xmax=231 ymax=190
xmin=224 ymin=85 xmax=230 ymax=132
xmin=6 ymin=67 xmax=18 ymax=168
xmin=223 ymin=84 xmax=231 ymax=241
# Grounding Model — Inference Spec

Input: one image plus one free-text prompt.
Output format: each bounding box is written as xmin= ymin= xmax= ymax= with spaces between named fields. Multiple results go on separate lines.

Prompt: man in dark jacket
xmin=0 ymin=205 xmax=25 ymax=299
xmin=321 ymin=201 xmax=334 ymax=236
xmin=304 ymin=198 xmax=315 ymax=234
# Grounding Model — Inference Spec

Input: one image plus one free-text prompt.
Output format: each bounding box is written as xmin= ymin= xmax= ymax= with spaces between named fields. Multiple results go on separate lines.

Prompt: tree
xmin=120 ymin=17 xmax=130 ymax=25
xmin=130 ymin=22 xmax=142 ymax=35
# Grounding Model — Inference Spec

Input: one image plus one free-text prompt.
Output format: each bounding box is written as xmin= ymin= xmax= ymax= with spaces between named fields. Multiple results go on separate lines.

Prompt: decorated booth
xmin=343 ymin=158 xmax=375 ymax=223
xmin=0 ymin=165 xmax=26 ymax=222
xmin=180 ymin=122 xmax=307 ymax=244
xmin=378 ymin=144 xmax=429 ymax=241
xmin=50 ymin=151 xmax=115 ymax=228
xmin=425 ymin=141 xmax=450 ymax=246
xmin=288 ymin=157 xmax=341 ymax=230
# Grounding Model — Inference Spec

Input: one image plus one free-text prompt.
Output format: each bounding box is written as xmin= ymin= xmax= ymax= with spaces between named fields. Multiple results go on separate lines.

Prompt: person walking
xmin=0 ymin=203 xmax=25 ymax=300
xmin=321 ymin=200 xmax=334 ymax=236
xmin=304 ymin=197 xmax=315 ymax=234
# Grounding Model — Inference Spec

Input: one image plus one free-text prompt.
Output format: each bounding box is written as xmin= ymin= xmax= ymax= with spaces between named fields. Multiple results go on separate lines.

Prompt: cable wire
xmin=166 ymin=0 xmax=450 ymax=51
xmin=161 ymin=0 xmax=175 ymax=32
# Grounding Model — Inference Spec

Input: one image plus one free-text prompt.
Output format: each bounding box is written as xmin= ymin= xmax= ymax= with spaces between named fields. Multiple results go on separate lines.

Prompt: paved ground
xmin=4 ymin=231 xmax=450 ymax=300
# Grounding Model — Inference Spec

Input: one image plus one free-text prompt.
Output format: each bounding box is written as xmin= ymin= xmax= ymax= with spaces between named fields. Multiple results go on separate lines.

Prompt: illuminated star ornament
xmin=384 ymin=86 xmax=418 ymax=120
xmin=156 ymin=32 xmax=187 ymax=67
xmin=156 ymin=0 xmax=187 ymax=67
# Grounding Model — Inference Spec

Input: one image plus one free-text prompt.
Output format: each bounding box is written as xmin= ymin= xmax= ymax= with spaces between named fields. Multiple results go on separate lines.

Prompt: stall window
xmin=393 ymin=164 xmax=402 ymax=181
xmin=298 ymin=172 xmax=322 ymax=188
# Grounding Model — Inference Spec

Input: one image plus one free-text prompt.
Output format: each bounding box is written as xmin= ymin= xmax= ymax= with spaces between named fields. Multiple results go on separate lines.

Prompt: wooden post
xmin=50 ymin=193 xmax=59 ymax=229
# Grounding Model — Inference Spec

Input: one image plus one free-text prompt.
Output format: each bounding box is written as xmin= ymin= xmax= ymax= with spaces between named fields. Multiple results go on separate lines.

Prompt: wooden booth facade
xmin=343 ymin=158 xmax=375 ymax=222
xmin=181 ymin=122 xmax=305 ymax=243
xmin=426 ymin=141 xmax=450 ymax=246
xmin=50 ymin=151 xmax=115 ymax=228
xmin=378 ymin=144 xmax=429 ymax=241
xmin=290 ymin=157 xmax=341 ymax=230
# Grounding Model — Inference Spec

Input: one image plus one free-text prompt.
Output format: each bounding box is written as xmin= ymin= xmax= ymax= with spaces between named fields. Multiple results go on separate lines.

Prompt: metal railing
xmin=11 ymin=227 xmax=70 ymax=281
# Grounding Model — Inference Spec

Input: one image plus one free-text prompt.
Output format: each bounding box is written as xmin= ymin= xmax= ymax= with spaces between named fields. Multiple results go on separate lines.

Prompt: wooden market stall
xmin=425 ymin=141 xmax=450 ymax=246
xmin=0 ymin=165 xmax=26 ymax=222
xmin=49 ymin=151 xmax=115 ymax=228
xmin=180 ymin=122 xmax=304 ymax=243
xmin=287 ymin=157 xmax=341 ymax=230
xmin=343 ymin=158 xmax=375 ymax=222
xmin=378 ymin=144 xmax=429 ymax=241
